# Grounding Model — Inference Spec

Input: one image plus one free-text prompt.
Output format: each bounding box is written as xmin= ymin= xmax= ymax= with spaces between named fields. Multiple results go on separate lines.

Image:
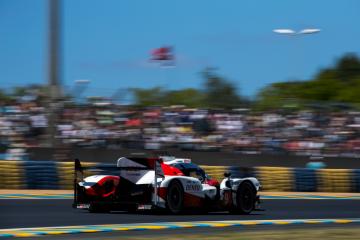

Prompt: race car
xmin=73 ymin=156 xmax=261 ymax=214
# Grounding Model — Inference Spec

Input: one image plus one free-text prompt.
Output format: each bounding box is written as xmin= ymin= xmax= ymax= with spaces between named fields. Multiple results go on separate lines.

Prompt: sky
xmin=0 ymin=0 xmax=360 ymax=98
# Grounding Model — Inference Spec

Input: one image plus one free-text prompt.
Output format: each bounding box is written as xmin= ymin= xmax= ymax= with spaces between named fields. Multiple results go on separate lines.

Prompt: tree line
xmin=132 ymin=53 xmax=360 ymax=110
xmin=1 ymin=53 xmax=360 ymax=110
xmin=256 ymin=53 xmax=360 ymax=110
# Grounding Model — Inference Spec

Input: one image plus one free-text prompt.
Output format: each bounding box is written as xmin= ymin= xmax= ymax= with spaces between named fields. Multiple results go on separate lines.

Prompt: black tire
xmin=88 ymin=202 xmax=109 ymax=213
xmin=127 ymin=204 xmax=137 ymax=213
xmin=232 ymin=181 xmax=256 ymax=214
xmin=166 ymin=180 xmax=184 ymax=214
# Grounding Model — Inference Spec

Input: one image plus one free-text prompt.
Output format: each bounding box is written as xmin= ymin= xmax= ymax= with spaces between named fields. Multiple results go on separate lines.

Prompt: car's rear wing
xmin=74 ymin=157 xmax=164 ymax=175
xmin=72 ymin=157 xmax=164 ymax=208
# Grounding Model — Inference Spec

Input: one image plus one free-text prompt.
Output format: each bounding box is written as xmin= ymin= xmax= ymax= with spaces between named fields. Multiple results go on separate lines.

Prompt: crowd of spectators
xmin=1 ymin=97 xmax=360 ymax=159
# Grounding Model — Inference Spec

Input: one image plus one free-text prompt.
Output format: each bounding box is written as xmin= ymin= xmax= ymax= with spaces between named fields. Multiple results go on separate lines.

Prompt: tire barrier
xmin=317 ymin=169 xmax=352 ymax=193
xmin=0 ymin=160 xmax=360 ymax=192
xmin=354 ymin=169 xmax=360 ymax=192
xmin=22 ymin=161 xmax=59 ymax=189
xmin=56 ymin=161 xmax=74 ymax=189
xmin=0 ymin=160 xmax=25 ymax=189
xmin=57 ymin=161 xmax=98 ymax=189
xmin=294 ymin=168 xmax=318 ymax=192
xmin=201 ymin=166 xmax=228 ymax=181
xmin=255 ymin=167 xmax=293 ymax=192
xmin=228 ymin=166 xmax=255 ymax=178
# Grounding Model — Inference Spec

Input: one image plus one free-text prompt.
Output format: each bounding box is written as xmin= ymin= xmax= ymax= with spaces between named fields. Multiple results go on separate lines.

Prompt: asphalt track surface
xmin=1 ymin=199 xmax=360 ymax=229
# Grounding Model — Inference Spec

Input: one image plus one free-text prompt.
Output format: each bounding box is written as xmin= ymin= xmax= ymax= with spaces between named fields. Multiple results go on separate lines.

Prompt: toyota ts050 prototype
xmin=73 ymin=156 xmax=261 ymax=214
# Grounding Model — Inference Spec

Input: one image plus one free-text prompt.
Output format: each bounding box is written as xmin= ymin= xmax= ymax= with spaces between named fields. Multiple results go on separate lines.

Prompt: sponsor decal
xmin=137 ymin=204 xmax=152 ymax=210
xmin=185 ymin=183 xmax=201 ymax=191
xmin=76 ymin=204 xmax=90 ymax=209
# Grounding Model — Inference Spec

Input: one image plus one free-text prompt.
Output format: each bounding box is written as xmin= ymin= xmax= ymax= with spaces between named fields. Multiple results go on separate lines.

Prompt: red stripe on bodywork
xmin=157 ymin=187 xmax=203 ymax=208
xmin=85 ymin=176 xmax=120 ymax=198
xmin=184 ymin=192 xmax=203 ymax=208
xmin=157 ymin=187 xmax=167 ymax=200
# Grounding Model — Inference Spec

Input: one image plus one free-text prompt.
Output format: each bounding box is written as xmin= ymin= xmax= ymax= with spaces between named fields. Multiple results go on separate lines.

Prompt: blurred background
xmin=1 ymin=0 xmax=360 ymax=168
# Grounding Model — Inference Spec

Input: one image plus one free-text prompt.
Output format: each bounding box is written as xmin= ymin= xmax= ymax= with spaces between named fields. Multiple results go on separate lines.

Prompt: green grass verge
xmin=124 ymin=228 xmax=360 ymax=240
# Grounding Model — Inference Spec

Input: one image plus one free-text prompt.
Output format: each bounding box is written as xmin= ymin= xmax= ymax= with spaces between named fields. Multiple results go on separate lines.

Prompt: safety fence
xmin=1 ymin=160 xmax=360 ymax=192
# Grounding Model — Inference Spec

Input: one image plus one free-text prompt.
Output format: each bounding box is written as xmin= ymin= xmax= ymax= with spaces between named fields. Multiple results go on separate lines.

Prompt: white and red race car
xmin=73 ymin=156 xmax=261 ymax=214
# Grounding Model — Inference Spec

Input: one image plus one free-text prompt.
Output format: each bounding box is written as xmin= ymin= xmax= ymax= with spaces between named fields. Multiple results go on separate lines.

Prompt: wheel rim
xmin=240 ymin=186 xmax=253 ymax=211
xmin=168 ymin=183 xmax=182 ymax=211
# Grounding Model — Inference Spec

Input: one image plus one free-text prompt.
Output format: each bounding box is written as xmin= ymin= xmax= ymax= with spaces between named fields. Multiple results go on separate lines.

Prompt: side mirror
xmin=224 ymin=172 xmax=231 ymax=178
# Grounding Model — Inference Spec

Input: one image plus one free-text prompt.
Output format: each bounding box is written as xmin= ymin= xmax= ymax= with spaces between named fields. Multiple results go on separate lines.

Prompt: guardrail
xmin=1 ymin=160 xmax=360 ymax=192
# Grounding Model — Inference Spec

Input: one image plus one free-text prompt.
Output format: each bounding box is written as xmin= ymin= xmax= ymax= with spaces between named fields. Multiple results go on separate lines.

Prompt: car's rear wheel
xmin=166 ymin=180 xmax=184 ymax=214
xmin=126 ymin=204 xmax=137 ymax=213
xmin=88 ymin=202 xmax=110 ymax=213
xmin=231 ymin=181 xmax=255 ymax=214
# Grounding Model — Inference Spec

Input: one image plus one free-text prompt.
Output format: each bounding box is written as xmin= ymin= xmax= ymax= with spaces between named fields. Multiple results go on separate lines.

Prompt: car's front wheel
xmin=166 ymin=180 xmax=184 ymax=214
xmin=231 ymin=181 xmax=256 ymax=214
